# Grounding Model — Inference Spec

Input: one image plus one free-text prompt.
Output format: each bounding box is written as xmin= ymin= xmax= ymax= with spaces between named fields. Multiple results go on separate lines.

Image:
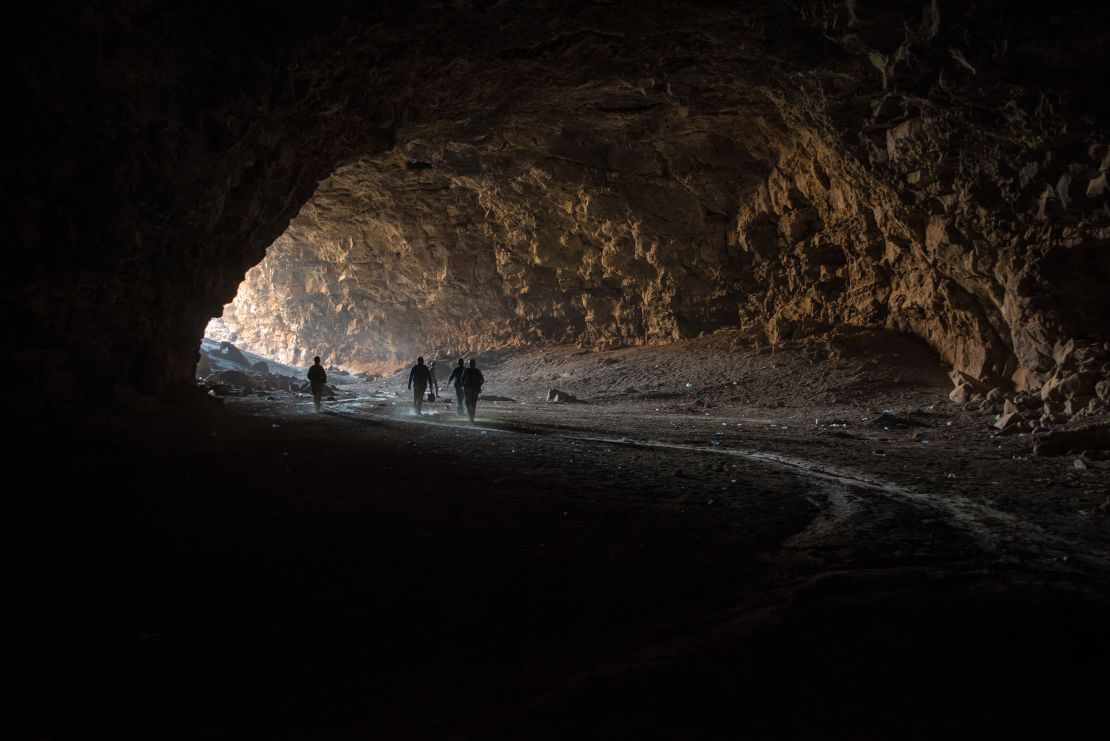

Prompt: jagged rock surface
xmin=6 ymin=1 xmax=1110 ymax=411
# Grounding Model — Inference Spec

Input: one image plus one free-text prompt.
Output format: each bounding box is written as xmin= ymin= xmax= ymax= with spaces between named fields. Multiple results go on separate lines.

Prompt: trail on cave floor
xmin=323 ymin=399 xmax=1110 ymax=587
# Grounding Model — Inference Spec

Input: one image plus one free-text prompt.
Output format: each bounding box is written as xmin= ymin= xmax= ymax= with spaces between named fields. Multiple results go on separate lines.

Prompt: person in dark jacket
xmin=446 ymin=358 xmax=465 ymax=416
xmin=307 ymin=356 xmax=327 ymax=411
xmin=407 ymin=356 xmax=434 ymax=414
xmin=461 ymin=358 xmax=484 ymax=423
xmin=428 ymin=360 xmax=439 ymax=397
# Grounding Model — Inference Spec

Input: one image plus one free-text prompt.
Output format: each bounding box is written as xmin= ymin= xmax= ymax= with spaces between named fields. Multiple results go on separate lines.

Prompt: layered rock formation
xmin=6 ymin=1 xmax=1110 ymax=413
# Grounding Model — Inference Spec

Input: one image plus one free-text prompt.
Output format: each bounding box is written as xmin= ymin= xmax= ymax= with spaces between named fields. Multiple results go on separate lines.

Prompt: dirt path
xmin=329 ymin=395 xmax=1110 ymax=585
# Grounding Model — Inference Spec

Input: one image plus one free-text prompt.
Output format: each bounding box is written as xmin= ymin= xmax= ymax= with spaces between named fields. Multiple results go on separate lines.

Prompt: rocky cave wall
xmin=6 ymin=1 xmax=1110 ymax=413
xmin=217 ymin=0 xmax=1110 ymax=390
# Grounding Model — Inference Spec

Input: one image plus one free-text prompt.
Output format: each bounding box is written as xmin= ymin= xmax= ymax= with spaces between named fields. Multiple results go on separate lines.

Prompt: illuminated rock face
xmin=216 ymin=114 xmax=772 ymax=370
xmin=7 ymin=1 xmax=1110 ymax=409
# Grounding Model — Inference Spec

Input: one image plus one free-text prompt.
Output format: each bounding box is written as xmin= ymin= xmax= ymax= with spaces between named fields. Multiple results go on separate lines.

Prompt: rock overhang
xmin=5 ymin=0 xmax=1109 ymax=416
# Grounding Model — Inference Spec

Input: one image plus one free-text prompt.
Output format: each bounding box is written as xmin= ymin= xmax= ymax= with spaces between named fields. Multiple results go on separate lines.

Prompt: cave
xmin=9 ymin=2 xmax=1110 ymax=738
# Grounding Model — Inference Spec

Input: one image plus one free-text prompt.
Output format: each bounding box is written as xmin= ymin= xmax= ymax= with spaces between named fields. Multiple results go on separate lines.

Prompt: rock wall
xmin=6 ymin=1 xmax=1109 ymax=412
xmin=219 ymin=1 xmax=1110 ymax=393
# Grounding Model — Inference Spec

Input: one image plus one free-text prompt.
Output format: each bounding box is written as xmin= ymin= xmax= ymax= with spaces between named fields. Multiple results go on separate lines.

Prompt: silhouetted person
xmin=446 ymin=358 xmax=465 ymax=416
xmin=307 ymin=356 xmax=327 ymax=411
xmin=428 ymin=360 xmax=439 ymax=398
xmin=461 ymin=358 xmax=484 ymax=422
xmin=407 ymin=356 xmax=434 ymax=414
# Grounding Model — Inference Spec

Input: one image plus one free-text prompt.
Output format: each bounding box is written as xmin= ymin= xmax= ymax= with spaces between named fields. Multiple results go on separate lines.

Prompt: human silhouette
xmin=461 ymin=358 xmax=484 ymax=423
xmin=307 ymin=356 xmax=327 ymax=411
xmin=407 ymin=356 xmax=434 ymax=415
xmin=446 ymin=358 xmax=466 ymax=416
xmin=428 ymin=361 xmax=439 ymax=398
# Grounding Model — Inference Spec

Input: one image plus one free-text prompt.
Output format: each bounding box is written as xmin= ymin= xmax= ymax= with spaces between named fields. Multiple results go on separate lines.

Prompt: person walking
xmin=461 ymin=358 xmax=484 ymax=423
xmin=307 ymin=355 xmax=327 ymax=412
xmin=407 ymin=356 xmax=434 ymax=415
xmin=446 ymin=358 xmax=465 ymax=416
xmin=428 ymin=360 xmax=440 ymax=399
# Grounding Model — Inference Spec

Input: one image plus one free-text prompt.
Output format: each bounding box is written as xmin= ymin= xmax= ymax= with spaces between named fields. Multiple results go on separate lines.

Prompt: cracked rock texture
xmin=6 ymin=1 xmax=1110 ymax=413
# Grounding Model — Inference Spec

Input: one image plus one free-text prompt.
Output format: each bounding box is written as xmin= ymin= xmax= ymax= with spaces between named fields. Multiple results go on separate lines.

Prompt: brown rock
xmin=1096 ymin=380 xmax=1110 ymax=403
xmin=204 ymin=370 xmax=253 ymax=390
xmin=7 ymin=2 xmax=1110 ymax=412
xmin=1072 ymin=398 xmax=1107 ymax=420
xmin=1059 ymin=372 xmax=1095 ymax=399
xmin=949 ymin=382 xmax=974 ymax=404
xmin=1033 ymin=424 xmax=1110 ymax=456
xmin=219 ymin=342 xmax=251 ymax=368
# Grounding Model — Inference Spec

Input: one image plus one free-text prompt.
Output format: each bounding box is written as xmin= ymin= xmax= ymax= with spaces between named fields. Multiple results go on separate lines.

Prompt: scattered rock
xmin=1072 ymin=397 xmax=1108 ymax=421
xmin=995 ymin=411 xmax=1026 ymax=434
xmin=204 ymin=370 xmax=253 ymax=390
xmin=949 ymin=382 xmax=973 ymax=404
xmin=1033 ymin=424 xmax=1110 ymax=456
xmin=1096 ymin=380 xmax=1110 ymax=403
xmin=1060 ymin=372 xmax=1095 ymax=399
xmin=218 ymin=341 xmax=251 ymax=367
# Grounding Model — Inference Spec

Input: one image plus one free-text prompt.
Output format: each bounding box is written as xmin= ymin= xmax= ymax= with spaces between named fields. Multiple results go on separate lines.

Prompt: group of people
xmin=408 ymin=356 xmax=484 ymax=422
xmin=306 ymin=354 xmax=485 ymax=422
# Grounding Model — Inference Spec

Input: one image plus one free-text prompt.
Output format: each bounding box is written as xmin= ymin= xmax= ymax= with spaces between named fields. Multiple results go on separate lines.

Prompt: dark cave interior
xmin=7 ymin=2 xmax=1110 ymax=738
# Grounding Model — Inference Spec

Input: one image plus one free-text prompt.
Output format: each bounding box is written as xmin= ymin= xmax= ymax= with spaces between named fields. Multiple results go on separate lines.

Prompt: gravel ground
xmin=14 ymin=330 xmax=1109 ymax=739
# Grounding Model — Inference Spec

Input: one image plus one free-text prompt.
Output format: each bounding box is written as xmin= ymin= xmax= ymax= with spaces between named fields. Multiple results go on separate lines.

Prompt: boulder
xmin=1040 ymin=371 xmax=1094 ymax=402
xmin=547 ymin=388 xmax=580 ymax=403
xmin=204 ymin=370 xmax=253 ymax=390
xmin=994 ymin=411 xmax=1025 ymax=433
xmin=252 ymin=360 xmax=270 ymax=374
xmin=218 ymin=341 xmax=251 ymax=367
xmin=949 ymin=382 xmax=973 ymax=404
xmin=949 ymin=370 xmax=991 ymax=392
xmin=1071 ymin=398 xmax=1107 ymax=420
xmin=1096 ymin=380 xmax=1110 ymax=403
xmin=1033 ymin=424 xmax=1110 ymax=456
xmin=1059 ymin=372 xmax=1095 ymax=399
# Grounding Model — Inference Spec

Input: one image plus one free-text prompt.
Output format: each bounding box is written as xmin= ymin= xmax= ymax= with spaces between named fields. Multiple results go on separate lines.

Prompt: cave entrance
xmin=198 ymin=111 xmax=778 ymax=389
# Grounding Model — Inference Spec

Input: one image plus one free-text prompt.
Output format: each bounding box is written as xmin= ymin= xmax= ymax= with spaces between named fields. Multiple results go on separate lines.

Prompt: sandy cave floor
xmin=15 ymin=331 xmax=1110 ymax=739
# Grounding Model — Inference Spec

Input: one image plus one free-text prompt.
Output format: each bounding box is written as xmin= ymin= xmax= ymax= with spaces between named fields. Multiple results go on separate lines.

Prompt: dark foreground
xmin=13 ymin=392 xmax=1110 ymax=740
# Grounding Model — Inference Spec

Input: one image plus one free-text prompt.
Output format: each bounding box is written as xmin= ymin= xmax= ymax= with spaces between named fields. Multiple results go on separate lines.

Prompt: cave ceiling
xmin=5 ymin=0 xmax=1110 ymax=410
